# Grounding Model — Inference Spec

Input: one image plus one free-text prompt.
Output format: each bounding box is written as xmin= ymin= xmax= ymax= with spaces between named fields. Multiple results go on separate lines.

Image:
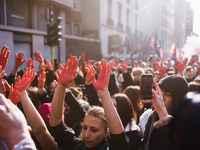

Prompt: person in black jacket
xmin=140 ymin=74 xmax=189 ymax=150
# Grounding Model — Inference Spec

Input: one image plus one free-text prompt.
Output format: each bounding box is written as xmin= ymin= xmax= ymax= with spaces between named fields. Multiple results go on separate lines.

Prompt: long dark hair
xmin=112 ymin=93 xmax=134 ymax=128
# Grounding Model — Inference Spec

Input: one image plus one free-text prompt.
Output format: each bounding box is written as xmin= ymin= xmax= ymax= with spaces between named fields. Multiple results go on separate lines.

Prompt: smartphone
xmin=140 ymin=74 xmax=153 ymax=100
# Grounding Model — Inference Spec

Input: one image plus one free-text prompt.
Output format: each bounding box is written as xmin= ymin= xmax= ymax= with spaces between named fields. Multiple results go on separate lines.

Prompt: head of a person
xmin=68 ymin=87 xmax=83 ymax=100
xmin=82 ymin=106 xmax=109 ymax=148
xmin=47 ymin=81 xmax=57 ymax=95
xmin=188 ymin=80 xmax=200 ymax=93
xmin=184 ymin=65 xmax=194 ymax=79
xmin=112 ymin=93 xmax=134 ymax=128
xmin=132 ymin=67 xmax=145 ymax=81
xmin=158 ymin=74 xmax=188 ymax=114
xmin=67 ymin=70 xmax=84 ymax=87
xmin=170 ymin=92 xmax=200 ymax=150
xmin=123 ymin=85 xmax=143 ymax=113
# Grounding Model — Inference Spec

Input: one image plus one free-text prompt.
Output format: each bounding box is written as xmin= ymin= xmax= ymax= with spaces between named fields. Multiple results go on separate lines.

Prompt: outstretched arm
xmin=15 ymin=67 xmax=59 ymax=150
xmin=92 ymin=59 xmax=124 ymax=134
xmin=0 ymin=93 xmax=36 ymax=150
xmin=49 ymin=56 xmax=78 ymax=127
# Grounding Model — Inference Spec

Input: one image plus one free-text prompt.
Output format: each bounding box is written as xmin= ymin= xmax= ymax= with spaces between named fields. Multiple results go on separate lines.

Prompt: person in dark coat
xmin=140 ymin=74 xmax=188 ymax=150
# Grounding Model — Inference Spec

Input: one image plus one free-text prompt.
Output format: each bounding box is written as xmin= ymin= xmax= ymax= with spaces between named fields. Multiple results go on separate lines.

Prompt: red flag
xmin=170 ymin=41 xmax=176 ymax=56
xmin=160 ymin=48 xmax=164 ymax=60
xmin=149 ymin=35 xmax=155 ymax=50
xmin=138 ymin=44 xmax=141 ymax=60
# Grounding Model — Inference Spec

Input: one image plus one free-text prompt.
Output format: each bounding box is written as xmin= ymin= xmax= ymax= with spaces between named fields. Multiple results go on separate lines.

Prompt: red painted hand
xmin=38 ymin=71 xmax=46 ymax=88
xmin=39 ymin=62 xmax=46 ymax=74
xmin=15 ymin=51 xmax=25 ymax=67
xmin=92 ymin=59 xmax=110 ymax=90
xmin=33 ymin=50 xmax=43 ymax=63
xmin=85 ymin=64 xmax=95 ymax=84
xmin=45 ymin=59 xmax=52 ymax=69
xmin=15 ymin=67 xmax=36 ymax=92
xmin=0 ymin=45 xmax=10 ymax=70
xmin=156 ymin=63 xmax=166 ymax=76
xmin=68 ymin=52 xmax=73 ymax=60
xmin=57 ymin=56 xmax=78 ymax=86
xmin=80 ymin=52 xmax=85 ymax=60
xmin=8 ymin=84 xmax=20 ymax=105
xmin=26 ymin=58 xmax=34 ymax=68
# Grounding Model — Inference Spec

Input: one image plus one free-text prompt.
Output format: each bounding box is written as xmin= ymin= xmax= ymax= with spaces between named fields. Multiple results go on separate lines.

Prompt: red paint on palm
xmin=85 ymin=65 xmax=95 ymax=84
xmin=33 ymin=50 xmax=43 ymax=63
xmin=26 ymin=58 xmax=34 ymax=68
xmin=0 ymin=45 xmax=10 ymax=70
xmin=8 ymin=84 xmax=20 ymax=105
xmin=15 ymin=67 xmax=36 ymax=92
xmin=57 ymin=56 xmax=78 ymax=85
xmin=38 ymin=71 xmax=46 ymax=88
xmin=15 ymin=52 xmax=25 ymax=67
xmin=92 ymin=59 xmax=110 ymax=90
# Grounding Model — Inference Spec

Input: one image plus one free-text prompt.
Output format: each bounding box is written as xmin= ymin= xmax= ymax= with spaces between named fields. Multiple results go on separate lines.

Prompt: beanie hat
xmin=158 ymin=74 xmax=188 ymax=111
xmin=38 ymin=103 xmax=65 ymax=122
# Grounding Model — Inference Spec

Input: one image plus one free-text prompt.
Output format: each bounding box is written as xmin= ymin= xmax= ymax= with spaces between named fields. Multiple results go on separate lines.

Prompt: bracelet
xmin=153 ymin=115 xmax=173 ymax=128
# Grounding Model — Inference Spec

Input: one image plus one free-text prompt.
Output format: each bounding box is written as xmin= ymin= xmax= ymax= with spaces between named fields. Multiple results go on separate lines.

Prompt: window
xmin=118 ymin=3 xmax=122 ymax=23
xmin=14 ymin=42 xmax=31 ymax=70
xmin=73 ymin=23 xmax=80 ymax=36
xmin=127 ymin=9 xmax=130 ymax=26
xmin=65 ymin=21 xmax=72 ymax=34
xmin=74 ymin=0 xmax=77 ymax=10
xmin=108 ymin=0 xmax=112 ymax=18
xmin=37 ymin=4 xmax=48 ymax=31
xmin=44 ymin=45 xmax=58 ymax=61
xmin=7 ymin=0 xmax=31 ymax=28
xmin=0 ymin=0 xmax=5 ymax=24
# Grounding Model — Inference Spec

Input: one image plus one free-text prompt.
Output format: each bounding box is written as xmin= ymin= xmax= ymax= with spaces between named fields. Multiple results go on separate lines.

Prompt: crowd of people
xmin=0 ymin=44 xmax=200 ymax=150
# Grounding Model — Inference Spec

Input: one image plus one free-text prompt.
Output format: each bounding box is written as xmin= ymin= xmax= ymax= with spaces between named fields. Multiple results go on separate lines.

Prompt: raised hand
xmin=92 ymin=59 xmax=110 ymax=90
xmin=8 ymin=84 xmax=19 ymax=105
xmin=68 ymin=52 xmax=73 ymax=60
xmin=0 ymin=45 xmax=10 ymax=70
xmin=45 ymin=59 xmax=53 ymax=69
xmin=174 ymin=58 xmax=188 ymax=74
xmin=38 ymin=71 xmax=46 ymax=88
xmin=155 ymin=63 xmax=166 ymax=76
xmin=56 ymin=56 xmax=78 ymax=86
xmin=189 ymin=57 xmax=195 ymax=65
xmin=85 ymin=64 xmax=95 ymax=84
xmin=26 ymin=58 xmax=34 ymax=68
xmin=55 ymin=63 xmax=64 ymax=80
xmin=80 ymin=52 xmax=85 ymax=61
xmin=33 ymin=50 xmax=43 ymax=63
xmin=143 ymin=79 xmax=168 ymax=119
xmin=15 ymin=51 xmax=25 ymax=67
xmin=39 ymin=62 xmax=46 ymax=74
xmin=15 ymin=67 xmax=36 ymax=92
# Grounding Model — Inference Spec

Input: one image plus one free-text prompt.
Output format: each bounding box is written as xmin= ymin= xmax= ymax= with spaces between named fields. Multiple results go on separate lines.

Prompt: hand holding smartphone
xmin=140 ymin=74 xmax=153 ymax=100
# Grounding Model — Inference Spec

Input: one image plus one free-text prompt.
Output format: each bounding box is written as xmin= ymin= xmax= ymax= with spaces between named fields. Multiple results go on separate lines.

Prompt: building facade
xmin=0 ymin=0 xmax=194 ymax=74
xmin=0 ymin=0 xmax=101 ymax=74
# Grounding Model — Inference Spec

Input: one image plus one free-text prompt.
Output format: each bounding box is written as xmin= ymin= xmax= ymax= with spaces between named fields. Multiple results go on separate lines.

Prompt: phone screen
xmin=140 ymin=74 xmax=153 ymax=100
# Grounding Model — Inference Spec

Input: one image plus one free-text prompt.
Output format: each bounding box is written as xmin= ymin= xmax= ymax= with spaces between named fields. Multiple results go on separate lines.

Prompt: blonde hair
xmin=85 ymin=106 xmax=107 ymax=130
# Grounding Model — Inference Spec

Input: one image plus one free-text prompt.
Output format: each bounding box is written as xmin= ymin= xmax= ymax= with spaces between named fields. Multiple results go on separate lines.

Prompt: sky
xmin=187 ymin=0 xmax=200 ymax=35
